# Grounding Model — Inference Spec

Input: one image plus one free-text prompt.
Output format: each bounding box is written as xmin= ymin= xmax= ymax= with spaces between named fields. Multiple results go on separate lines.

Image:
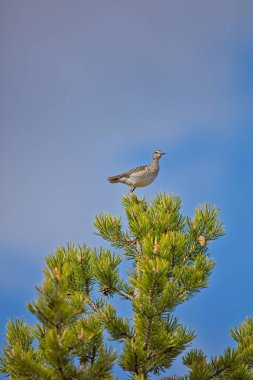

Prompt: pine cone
xmin=197 ymin=235 xmax=206 ymax=247
xmin=102 ymin=285 xmax=112 ymax=296
xmin=53 ymin=267 xmax=61 ymax=280
xmin=153 ymin=237 xmax=160 ymax=255
xmin=77 ymin=252 xmax=83 ymax=264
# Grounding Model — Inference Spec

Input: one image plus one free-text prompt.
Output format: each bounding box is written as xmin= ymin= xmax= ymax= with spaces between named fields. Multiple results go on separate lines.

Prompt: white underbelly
xmin=129 ymin=171 xmax=158 ymax=187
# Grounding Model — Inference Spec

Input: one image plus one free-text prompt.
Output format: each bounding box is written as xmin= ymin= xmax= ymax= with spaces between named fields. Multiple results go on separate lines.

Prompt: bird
xmin=107 ymin=150 xmax=165 ymax=192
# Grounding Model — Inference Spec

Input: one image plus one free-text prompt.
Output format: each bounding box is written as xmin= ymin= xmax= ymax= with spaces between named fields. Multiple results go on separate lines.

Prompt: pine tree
xmin=0 ymin=192 xmax=225 ymax=379
xmin=164 ymin=317 xmax=253 ymax=380
xmin=0 ymin=245 xmax=116 ymax=380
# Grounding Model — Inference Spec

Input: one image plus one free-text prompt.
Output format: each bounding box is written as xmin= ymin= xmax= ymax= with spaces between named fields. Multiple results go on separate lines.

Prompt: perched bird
xmin=107 ymin=150 xmax=165 ymax=192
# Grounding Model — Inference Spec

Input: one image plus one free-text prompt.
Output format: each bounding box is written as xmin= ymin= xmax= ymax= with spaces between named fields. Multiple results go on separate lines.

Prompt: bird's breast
xmin=129 ymin=167 xmax=159 ymax=187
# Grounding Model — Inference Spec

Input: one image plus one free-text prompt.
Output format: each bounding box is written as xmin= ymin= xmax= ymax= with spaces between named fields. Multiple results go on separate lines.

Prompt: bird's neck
xmin=150 ymin=157 xmax=160 ymax=169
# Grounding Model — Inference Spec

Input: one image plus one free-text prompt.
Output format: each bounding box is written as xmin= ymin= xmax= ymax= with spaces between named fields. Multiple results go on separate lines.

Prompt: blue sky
xmin=0 ymin=1 xmax=253 ymax=378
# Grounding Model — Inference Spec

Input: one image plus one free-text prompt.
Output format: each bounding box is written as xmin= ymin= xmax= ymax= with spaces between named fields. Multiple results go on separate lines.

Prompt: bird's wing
xmin=107 ymin=164 xmax=148 ymax=183
xmin=117 ymin=164 xmax=148 ymax=178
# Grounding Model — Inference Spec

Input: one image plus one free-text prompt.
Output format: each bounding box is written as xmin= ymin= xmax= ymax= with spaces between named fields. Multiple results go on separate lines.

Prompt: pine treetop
xmin=0 ymin=192 xmax=228 ymax=380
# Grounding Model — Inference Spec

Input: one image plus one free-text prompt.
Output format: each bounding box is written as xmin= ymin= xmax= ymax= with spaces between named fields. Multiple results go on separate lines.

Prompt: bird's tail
xmin=107 ymin=175 xmax=120 ymax=183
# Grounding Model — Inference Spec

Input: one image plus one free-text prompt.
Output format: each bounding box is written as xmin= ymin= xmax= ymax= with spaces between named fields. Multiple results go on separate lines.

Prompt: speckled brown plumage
xmin=108 ymin=165 xmax=148 ymax=183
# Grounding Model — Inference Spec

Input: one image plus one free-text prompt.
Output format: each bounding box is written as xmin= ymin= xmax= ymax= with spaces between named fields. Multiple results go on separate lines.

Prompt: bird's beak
xmin=161 ymin=152 xmax=166 ymax=155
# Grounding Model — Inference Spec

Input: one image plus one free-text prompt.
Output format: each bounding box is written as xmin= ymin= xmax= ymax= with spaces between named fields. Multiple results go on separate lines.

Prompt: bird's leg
xmin=130 ymin=186 xmax=136 ymax=193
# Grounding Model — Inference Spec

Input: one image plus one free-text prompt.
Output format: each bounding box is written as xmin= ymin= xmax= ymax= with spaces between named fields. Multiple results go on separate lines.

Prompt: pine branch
xmin=143 ymin=276 xmax=156 ymax=351
xmin=84 ymin=295 xmax=133 ymax=341
xmin=84 ymin=294 xmax=102 ymax=314
xmin=112 ymin=285 xmax=134 ymax=301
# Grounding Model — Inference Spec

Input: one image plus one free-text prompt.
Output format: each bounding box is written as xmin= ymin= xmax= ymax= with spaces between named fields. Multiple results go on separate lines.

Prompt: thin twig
xmin=84 ymin=295 xmax=102 ymax=315
xmin=113 ymin=286 xmax=134 ymax=301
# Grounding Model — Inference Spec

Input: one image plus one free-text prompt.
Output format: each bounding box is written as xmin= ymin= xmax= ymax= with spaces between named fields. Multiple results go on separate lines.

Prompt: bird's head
xmin=152 ymin=150 xmax=166 ymax=159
